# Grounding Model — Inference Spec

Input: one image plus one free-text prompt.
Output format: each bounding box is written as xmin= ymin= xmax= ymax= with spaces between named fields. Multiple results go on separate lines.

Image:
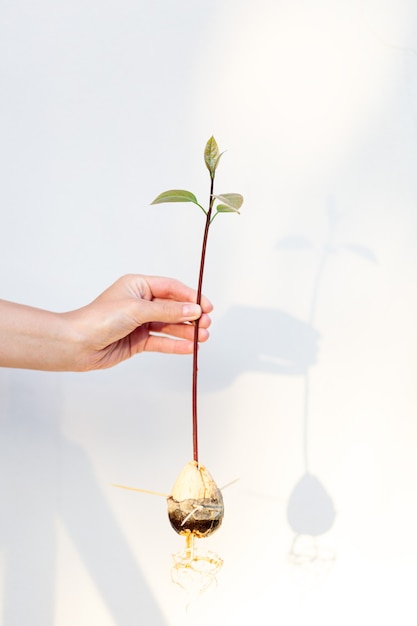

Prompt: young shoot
xmin=115 ymin=138 xmax=242 ymax=598
xmin=151 ymin=136 xmax=243 ymax=463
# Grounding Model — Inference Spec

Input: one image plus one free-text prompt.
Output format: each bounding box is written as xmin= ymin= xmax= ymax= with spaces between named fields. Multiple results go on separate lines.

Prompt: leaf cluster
xmin=151 ymin=137 xmax=243 ymax=223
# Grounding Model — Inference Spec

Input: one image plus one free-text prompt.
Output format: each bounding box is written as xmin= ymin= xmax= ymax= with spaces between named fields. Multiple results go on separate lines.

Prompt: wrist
xmin=0 ymin=301 xmax=84 ymax=371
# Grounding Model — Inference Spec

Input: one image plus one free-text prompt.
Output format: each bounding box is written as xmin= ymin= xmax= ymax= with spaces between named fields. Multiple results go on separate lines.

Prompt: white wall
xmin=1 ymin=1 xmax=417 ymax=624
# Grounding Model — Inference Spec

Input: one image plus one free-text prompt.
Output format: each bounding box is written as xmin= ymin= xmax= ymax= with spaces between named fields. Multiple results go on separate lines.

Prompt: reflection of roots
xmin=288 ymin=534 xmax=336 ymax=588
xmin=289 ymin=534 xmax=336 ymax=565
xmin=171 ymin=532 xmax=223 ymax=596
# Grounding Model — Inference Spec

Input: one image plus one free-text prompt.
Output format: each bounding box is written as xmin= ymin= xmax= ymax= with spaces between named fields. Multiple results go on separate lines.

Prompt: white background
xmin=1 ymin=1 xmax=417 ymax=624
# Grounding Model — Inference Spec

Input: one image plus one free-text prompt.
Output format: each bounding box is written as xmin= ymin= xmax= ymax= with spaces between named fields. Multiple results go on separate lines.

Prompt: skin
xmin=0 ymin=274 xmax=213 ymax=372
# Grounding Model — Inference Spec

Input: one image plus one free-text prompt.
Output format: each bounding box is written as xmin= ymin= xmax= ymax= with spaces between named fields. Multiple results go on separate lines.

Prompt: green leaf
xmin=215 ymin=204 xmax=241 ymax=214
xmin=212 ymin=193 xmax=243 ymax=210
xmin=151 ymin=189 xmax=199 ymax=205
xmin=204 ymin=136 xmax=222 ymax=177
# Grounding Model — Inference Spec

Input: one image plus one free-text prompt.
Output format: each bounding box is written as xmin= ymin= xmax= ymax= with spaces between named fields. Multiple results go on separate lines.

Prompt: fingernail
xmin=182 ymin=304 xmax=201 ymax=318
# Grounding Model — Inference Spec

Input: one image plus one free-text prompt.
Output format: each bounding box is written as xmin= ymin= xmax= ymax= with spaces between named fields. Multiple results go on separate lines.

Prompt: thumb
xmin=133 ymin=299 xmax=202 ymax=324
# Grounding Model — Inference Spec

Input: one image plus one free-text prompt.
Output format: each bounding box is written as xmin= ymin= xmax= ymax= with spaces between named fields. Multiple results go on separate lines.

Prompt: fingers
xmin=98 ymin=274 xmax=213 ymax=320
xmin=143 ymin=335 xmax=199 ymax=355
xmin=129 ymin=297 xmax=211 ymax=327
xmin=125 ymin=319 xmax=209 ymax=357
xmin=98 ymin=274 xmax=213 ymax=314
xmin=149 ymin=321 xmax=210 ymax=343
xmin=139 ymin=275 xmax=214 ymax=314
xmin=89 ymin=275 xmax=214 ymax=361
xmin=150 ymin=311 xmax=211 ymax=332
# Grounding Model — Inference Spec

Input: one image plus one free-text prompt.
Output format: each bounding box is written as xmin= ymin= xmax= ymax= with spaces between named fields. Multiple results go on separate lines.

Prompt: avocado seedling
xmin=115 ymin=137 xmax=242 ymax=594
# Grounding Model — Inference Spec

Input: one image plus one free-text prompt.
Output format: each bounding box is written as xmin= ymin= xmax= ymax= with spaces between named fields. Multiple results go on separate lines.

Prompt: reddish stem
xmin=192 ymin=176 xmax=215 ymax=463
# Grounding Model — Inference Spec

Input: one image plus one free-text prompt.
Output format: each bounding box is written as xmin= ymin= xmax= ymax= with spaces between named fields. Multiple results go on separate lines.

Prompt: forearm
xmin=0 ymin=299 xmax=81 ymax=371
xmin=0 ymin=275 xmax=213 ymax=372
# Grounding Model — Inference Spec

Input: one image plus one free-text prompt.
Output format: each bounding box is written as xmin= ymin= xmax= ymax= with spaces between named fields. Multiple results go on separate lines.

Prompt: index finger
xmin=144 ymin=275 xmax=213 ymax=313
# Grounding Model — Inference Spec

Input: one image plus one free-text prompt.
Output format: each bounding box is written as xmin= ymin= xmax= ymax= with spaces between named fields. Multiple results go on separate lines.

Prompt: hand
xmin=0 ymin=274 xmax=213 ymax=372
xmin=69 ymin=274 xmax=213 ymax=370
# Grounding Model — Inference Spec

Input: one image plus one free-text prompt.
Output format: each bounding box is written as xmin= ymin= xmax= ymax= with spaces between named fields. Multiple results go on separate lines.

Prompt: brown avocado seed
xmin=167 ymin=461 xmax=224 ymax=538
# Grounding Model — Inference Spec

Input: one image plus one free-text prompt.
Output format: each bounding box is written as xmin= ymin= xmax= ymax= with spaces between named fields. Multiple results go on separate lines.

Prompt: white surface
xmin=0 ymin=1 xmax=417 ymax=624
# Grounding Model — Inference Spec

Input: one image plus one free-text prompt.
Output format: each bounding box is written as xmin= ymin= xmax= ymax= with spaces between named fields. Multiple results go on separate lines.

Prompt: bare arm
xmin=0 ymin=274 xmax=213 ymax=372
